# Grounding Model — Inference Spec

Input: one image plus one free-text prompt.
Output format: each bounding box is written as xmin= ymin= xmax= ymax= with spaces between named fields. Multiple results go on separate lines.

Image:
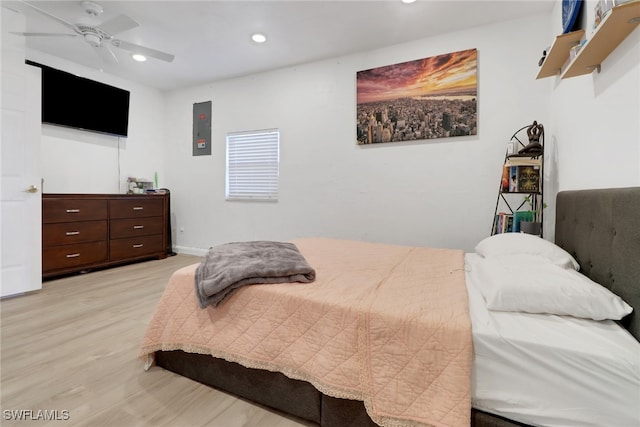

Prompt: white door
xmin=1 ymin=7 xmax=42 ymax=297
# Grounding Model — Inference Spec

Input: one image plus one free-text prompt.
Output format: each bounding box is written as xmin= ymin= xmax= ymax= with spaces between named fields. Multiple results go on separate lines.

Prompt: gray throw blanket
xmin=195 ymin=241 xmax=316 ymax=308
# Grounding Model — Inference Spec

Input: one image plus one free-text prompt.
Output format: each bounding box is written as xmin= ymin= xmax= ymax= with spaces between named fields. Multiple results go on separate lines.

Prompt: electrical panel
xmin=193 ymin=101 xmax=211 ymax=156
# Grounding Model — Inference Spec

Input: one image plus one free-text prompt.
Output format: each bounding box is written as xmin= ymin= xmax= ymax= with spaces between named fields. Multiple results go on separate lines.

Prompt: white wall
xmin=30 ymin=51 xmax=166 ymax=194
xmin=164 ymin=14 xmax=552 ymax=254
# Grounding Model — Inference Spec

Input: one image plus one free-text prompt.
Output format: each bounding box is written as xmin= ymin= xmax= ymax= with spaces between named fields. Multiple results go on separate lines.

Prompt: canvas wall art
xmin=356 ymin=48 xmax=477 ymax=145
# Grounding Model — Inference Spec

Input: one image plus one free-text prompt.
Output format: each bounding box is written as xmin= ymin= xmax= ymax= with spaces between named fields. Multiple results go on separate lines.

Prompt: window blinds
xmin=226 ymin=129 xmax=279 ymax=201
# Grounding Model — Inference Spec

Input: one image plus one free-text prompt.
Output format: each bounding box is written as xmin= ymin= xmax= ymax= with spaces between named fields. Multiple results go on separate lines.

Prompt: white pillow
xmin=475 ymin=233 xmax=580 ymax=270
xmin=473 ymin=254 xmax=632 ymax=320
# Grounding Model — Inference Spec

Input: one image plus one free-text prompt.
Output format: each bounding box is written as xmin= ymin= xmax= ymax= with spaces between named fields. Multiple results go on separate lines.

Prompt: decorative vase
xmin=520 ymin=221 xmax=542 ymax=235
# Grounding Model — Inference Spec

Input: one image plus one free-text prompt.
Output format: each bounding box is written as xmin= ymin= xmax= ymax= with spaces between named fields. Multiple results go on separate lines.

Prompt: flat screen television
xmin=27 ymin=60 xmax=130 ymax=137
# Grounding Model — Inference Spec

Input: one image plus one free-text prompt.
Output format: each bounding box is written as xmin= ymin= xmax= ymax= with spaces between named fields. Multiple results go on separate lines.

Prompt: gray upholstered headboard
xmin=555 ymin=187 xmax=640 ymax=341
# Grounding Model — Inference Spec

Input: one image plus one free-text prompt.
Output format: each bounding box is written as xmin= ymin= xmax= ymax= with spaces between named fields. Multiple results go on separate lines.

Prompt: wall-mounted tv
xmin=27 ymin=60 xmax=130 ymax=138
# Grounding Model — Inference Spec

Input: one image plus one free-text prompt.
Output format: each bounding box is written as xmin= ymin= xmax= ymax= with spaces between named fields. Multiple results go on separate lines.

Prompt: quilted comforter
xmin=139 ymin=238 xmax=472 ymax=427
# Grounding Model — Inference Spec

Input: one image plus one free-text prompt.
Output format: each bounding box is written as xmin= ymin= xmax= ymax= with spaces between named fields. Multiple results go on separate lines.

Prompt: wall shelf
xmin=537 ymin=1 xmax=640 ymax=80
xmin=563 ymin=1 xmax=640 ymax=78
xmin=536 ymin=30 xmax=585 ymax=79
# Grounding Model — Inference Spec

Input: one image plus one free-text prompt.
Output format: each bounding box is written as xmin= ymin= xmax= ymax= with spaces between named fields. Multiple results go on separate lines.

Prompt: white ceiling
xmin=4 ymin=0 xmax=554 ymax=91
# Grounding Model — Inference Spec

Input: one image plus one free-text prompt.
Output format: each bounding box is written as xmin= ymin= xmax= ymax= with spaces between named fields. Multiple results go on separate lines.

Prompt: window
xmin=226 ymin=128 xmax=279 ymax=201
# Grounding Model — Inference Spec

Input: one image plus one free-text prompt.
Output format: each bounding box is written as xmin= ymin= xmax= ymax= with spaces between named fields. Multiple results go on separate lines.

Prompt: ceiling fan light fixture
xmin=251 ymin=33 xmax=267 ymax=44
xmin=84 ymin=32 xmax=102 ymax=47
xmin=131 ymin=53 xmax=147 ymax=62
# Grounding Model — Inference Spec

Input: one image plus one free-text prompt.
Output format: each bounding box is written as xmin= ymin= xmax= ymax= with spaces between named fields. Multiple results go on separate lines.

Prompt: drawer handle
xmin=66 ymin=209 xmax=80 ymax=213
xmin=65 ymin=231 xmax=80 ymax=236
xmin=133 ymin=207 xmax=144 ymax=210
xmin=66 ymin=253 xmax=80 ymax=258
xmin=133 ymin=244 xmax=144 ymax=248
xmin=133 ymin=225 xmax=144 ymax=229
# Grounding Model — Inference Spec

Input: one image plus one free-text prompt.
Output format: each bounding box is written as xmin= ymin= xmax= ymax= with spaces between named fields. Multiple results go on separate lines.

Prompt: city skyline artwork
xmin=356 ymin=48 xmax=477 ymax=145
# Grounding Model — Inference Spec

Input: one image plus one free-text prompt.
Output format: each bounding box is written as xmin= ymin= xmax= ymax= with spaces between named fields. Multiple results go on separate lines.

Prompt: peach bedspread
xmin=139 ymin=238 xmax=472 ymax=427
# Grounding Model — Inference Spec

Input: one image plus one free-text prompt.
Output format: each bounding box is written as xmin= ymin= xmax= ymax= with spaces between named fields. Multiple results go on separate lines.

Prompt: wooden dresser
xmin=42 ymin=193 xmax=168 ymax=278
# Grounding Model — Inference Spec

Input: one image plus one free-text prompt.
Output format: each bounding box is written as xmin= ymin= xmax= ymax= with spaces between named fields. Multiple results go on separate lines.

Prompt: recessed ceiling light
xmin=401 ymin=0 xmax=417 ymax=3
xmin=251 ymin=33 xmax=267 ymax=43
xmin=132 ymin=53 xmax=147 ymax=62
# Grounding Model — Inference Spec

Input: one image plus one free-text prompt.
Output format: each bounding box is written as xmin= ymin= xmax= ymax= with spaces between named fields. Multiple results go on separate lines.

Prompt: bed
xmin=140 ymin=187 xmax=640 ymax=427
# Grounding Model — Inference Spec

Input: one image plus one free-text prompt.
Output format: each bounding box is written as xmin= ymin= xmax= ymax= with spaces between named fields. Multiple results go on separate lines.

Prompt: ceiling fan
xmin=13 ymin=0 xmax=174 ymax=64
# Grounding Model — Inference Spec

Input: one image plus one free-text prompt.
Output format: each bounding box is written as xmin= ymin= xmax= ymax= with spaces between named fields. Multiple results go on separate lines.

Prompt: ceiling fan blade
xmin=19 ymin=1 xmax=80 ymax=35
xmin=95 ymin=45 xmax=119 ymax=64
xmin=11 ymin=32 xmax=78 ymax=38
xmin=98 ymin=15 xmax=139 ymax=37
xmin=112 ymin=39 xmax=175 ymax=63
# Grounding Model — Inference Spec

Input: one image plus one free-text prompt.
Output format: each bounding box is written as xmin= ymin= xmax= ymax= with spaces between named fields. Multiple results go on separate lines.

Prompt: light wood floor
xmin=1 ymin=255 xmax=316 ymax=427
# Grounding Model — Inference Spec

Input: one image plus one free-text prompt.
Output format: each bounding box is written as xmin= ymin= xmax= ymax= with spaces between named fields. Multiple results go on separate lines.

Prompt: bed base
xmin=155 ymin=350 xmax=529 ymax=427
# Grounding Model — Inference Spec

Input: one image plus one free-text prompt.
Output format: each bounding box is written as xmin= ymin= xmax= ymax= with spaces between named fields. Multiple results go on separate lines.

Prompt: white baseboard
xmin=174 ymin=246 xmax=208 ymax=257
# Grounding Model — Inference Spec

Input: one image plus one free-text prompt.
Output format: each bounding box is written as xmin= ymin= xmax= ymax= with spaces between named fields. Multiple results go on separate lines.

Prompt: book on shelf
xmin=493 ymin=212 xmax=514 ymax=234
xmin=517 ymin=165 xmax=540 ymax=192
xmin=505 ymin=156 xmax=543 ymax=167
xmin=504 ymin=214 xmax=513 ymax=233
xmin=501 ymin=165 xmax=510 ymax=191
xmin=508 ymin=166 xmax=518 ymax=192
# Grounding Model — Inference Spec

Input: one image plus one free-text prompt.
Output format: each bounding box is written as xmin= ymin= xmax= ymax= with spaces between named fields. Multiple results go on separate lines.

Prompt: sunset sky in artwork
xmin=356 ymin=49 xmax=477 ymax=104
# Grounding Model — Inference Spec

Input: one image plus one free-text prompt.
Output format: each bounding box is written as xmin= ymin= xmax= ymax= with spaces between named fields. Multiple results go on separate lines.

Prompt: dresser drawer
xmin=109 ymin=235 xmax=163 ymax=260
xmin=43 ymin=241 xmax=107 ymax=272
xmin=43 ymin=221 xmax=107 ymax=247
xmin=110 ymin=217 xmax=164 ymax=239
xmin=109 ymin=198 xmax=164 ymax=219
xmin=43 ymin=199 xmax=108 ymax=223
